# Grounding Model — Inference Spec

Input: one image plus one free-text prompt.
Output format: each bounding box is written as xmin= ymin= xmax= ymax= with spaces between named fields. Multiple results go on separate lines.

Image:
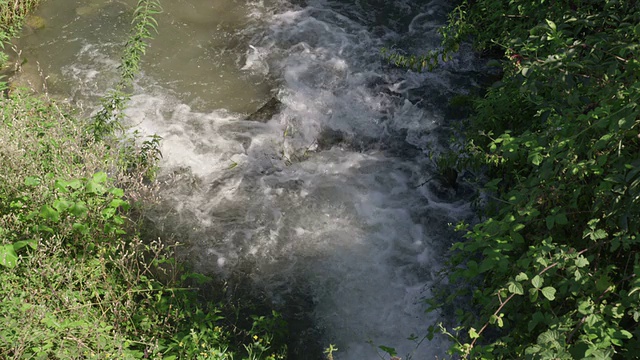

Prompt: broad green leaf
xmin=13 ymin=240 xmax=37 ymax=251
xmin=515 ymin=272 xmax=528 ymax=281
xmin=93 ymin=171 xmax=108 ymax=184
xmin=590 ymin=229 xmax=608 ymax=240
xmin=575 ymin=256 xmax=589 ymax=268
xmin=555 ymin=213 xmax=568 ymax=225
xmin=39 ymin=205 xmax=60 ymax=222
xmin=378 ymin=346 xmax=397 ymax=356
xmin=85 ymin=180 xmax=106 ymax=195
xmin=102 ymin=207 xmax=116 ymax=219
xmin=531 ymin=275 xmax=543 ymax=289
xmin=67 ymin=179 xmax=83 ymax=189
xmin=73 ymin=223 xmax=89 ymax=235
xmin=69 ymin=202 xmax=88 ymax=217
xmin=545 ymin=216 xmax=555 ymax=230
xmin=24 ymin=176 xmax=40 ymax=186
xmin=469 ymin=327 xmax=480 ymax=339
xmin=53 ymin=199 xmax=73 ymax=213
xmin=529 ymin=152 xmax=543 ymax=166
xmin=0 ymin=245 xmax=18 ymax=268
xmin=508 ymin=281 xmax=524 ymax=295
xmin=541 ymin=286 xmax=556 ymax=301
xmin=537 ymin=330 xmax=559 ymax=345
xmin=109 ymin=187 xmax=125 ymax=197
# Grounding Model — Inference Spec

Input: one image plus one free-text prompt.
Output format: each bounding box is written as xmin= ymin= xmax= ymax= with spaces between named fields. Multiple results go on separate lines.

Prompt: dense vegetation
xmin=430 ymin=0 xmax=640 ymax=358
xmin=0 ymin=1 xmax=287 ymax=359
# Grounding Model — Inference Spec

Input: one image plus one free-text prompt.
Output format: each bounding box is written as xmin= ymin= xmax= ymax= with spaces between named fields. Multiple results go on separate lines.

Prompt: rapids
xmin=14 ymin=0 xmax=482 ymax=358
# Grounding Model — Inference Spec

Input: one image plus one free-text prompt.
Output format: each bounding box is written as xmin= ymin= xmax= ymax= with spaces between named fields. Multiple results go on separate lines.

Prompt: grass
xmin=0 ymin=1 xmax=289 ymax=359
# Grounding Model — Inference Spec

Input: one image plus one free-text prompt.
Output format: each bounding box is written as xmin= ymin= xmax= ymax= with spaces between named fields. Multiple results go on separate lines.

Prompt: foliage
xmin=0 ymin=2 xmax=288 ymax=359
xmin=431 ymin=0 xmax=640 ymax=358
xmin=90 ymin=0 xmax=161 ymax=141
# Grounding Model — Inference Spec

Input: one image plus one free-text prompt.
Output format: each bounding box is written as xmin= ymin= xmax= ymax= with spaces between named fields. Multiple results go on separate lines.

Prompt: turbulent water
xmin=14 ymin=0 xmax=482 ymax=358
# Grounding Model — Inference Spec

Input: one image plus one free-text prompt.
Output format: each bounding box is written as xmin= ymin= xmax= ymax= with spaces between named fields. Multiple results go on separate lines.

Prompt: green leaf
xmin=529 ymin=152 xmax=543 ymax=166
xmin=541 ymin=286 xmax=556 ymax=301
xmin=546 ymin=19 xmax=557 ymax=31
xmin=575 ymin=256 xmax=589 ymax=268
xmin=378 ymin=345 xmax=397 ymax=356
xmin=69 ymin=202 xmax=88 ymax=217
xmin=109 ymin=187 xmax=124 ymax=197
xmin=39 ymin=205 xmax=60 ymax=222
xmin=531 ymin=275 xmax=543 ymax=289
xmin=102 ymin=207 xmax=116 ymax=219
xmin=0 ymin=245 xmax=18 ymax=268
xmin=515 ymin=272 xmax=529 ymax=281
xmin=545 ymin=215 xmax=555 ymax=230
xmin=555 ymin=213 xmax=568 ymax=225
xmin=590 ymin=229 xmax=608 ymax=240
xmin=469 ymin=327 xmax=480 ymax=339
xmin=85 ymin=180 xmax=106 ymax=195
xmin=93 ymin=171 xmax=108 ymax=184
xmin=508 ymin=281 xmax=524 ymax=295
xmin=13 ymin=240 xmax=37 ymax=251
xmin=53 ymin=199 xmax=73 ymax=213
xmin=73 ymin=223 xmax=89 ymax=235
xmin=24 ymin=176 xmax=40 ymax=186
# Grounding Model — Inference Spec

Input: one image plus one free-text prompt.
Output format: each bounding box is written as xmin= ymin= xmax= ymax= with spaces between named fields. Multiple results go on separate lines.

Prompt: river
xmin=14 ymin=0 xmax=480 ymax=358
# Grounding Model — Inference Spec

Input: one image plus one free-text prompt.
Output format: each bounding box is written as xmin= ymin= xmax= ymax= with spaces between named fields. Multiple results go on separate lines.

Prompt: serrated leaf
xmin=531 ymin=275 xmax=543 ymax=289
xmin=515 ymin=272 xmax=529 ymax=281
xmin=541 ymin=286 xmax=556 ymax=301
xmin=537 ymin=330 xmax=559 ymax=345
xmin=590 ymin=229 xmax=608 ymax=240
xmin=508 ymin=281 xmax=524 ymax=295
xmin=575 ymin=256 xmax=589 ymax=268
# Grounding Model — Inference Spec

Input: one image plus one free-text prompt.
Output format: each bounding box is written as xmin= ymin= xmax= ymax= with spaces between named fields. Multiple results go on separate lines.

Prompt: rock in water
xmin=24 ymin=15 xmax=46 ymax=31
xmin=246 ymin=97 xmax=283 ymax=123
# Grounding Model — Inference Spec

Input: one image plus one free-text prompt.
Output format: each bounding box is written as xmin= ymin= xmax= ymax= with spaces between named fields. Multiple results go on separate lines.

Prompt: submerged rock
xmin=24 ymin=15 xmax=46 ymax=30
xmin=246 ymin=97 xmax=283 ymax=123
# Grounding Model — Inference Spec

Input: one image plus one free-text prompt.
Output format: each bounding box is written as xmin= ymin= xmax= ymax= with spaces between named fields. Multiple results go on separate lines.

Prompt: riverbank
xmin=0 ymin=1 xmax=288 ymax=359
xmin=434 ymin=0 xmax=640 ymax=358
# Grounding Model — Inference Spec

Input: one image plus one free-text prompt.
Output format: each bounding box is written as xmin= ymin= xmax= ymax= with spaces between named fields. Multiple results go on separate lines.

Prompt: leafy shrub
xmin=431 ymin=0 xmax=640 ymax=358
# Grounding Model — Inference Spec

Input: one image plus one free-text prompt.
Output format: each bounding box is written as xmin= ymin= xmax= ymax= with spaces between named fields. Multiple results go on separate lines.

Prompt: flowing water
xmin=14 ymin=0 xmax=482 ymax=358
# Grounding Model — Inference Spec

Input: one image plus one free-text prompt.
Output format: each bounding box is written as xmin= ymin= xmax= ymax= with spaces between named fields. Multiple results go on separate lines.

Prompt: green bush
xmin=431 ymin=0 xmax=640 ymax=358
